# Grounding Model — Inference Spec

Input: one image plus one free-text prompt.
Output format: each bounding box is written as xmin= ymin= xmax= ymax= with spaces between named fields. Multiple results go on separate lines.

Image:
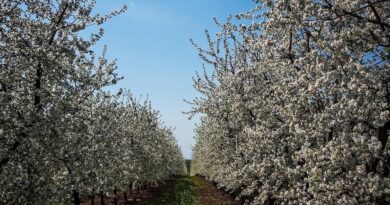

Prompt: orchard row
xmin=0 ymin=1 xmax=185 ymax=204
xmin=191 ymin=0 xmax=390 ymax=204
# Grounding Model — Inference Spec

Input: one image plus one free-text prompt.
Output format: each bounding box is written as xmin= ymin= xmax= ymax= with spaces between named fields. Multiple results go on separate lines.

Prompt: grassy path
xmin=134 ymin=176 xmax=198 ymax=205
xmin=133 ymin=176 xmax=238 ymax=205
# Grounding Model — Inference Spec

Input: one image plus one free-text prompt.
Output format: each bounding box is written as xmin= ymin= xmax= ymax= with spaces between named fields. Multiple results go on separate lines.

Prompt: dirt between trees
xmin=193 ymin=176 xmax=239 ymax=205
xmin=80 ymin=176 xmax=238 ymax=205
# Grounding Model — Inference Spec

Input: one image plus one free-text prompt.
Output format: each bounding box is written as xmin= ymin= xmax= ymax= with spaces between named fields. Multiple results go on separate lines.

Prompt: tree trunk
xmin=100 ymin=191 xmax=104 ymax=205
xmin=129 ymin=182 xmax=133 ymax=194
xmin=73 ymin=190 xmax=81 ymax=205
xmin=124 ymin=191 xmax=128 ymax=203
xmin=91 ymin=194 xmax=95 ymax=205
xmin=114 ymin=187 xmax=118 ymax=205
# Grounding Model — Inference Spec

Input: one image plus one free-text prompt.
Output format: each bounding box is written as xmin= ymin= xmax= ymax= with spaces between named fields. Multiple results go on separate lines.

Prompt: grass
xmin=135 ymin=176 xmax=199 ymax=205
xmin=191 ymin=176 xmax=205 ymax=188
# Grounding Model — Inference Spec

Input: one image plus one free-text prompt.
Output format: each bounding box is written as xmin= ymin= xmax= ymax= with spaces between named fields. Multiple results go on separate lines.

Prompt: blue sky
xmin=93 ymin=0 xmax=255 ymax=158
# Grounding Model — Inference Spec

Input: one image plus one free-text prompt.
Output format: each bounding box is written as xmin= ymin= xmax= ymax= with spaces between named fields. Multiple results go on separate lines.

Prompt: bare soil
xmin=80 ymin=176 xmax=239 ymax=205
xmin=193 ymin=176 xmax=239 ymax=205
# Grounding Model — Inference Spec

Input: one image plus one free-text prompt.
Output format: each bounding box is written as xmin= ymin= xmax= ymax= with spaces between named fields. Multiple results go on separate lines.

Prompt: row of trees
xmin=0 ymin=0 xmax=185 ymax=204
xmin=190 ymin=0 xmax=389 ymax=204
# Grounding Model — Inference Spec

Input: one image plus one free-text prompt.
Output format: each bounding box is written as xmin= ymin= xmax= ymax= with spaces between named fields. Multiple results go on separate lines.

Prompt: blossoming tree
xmin=0 ymin=1 xmax=185 ymax=204
xmin=191 ymin=0 xmax=390 ymax=204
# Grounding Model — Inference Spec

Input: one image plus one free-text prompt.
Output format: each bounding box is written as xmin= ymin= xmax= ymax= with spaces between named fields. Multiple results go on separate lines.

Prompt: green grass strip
xmin=136 ymin=176 xmax=199 ymax=205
